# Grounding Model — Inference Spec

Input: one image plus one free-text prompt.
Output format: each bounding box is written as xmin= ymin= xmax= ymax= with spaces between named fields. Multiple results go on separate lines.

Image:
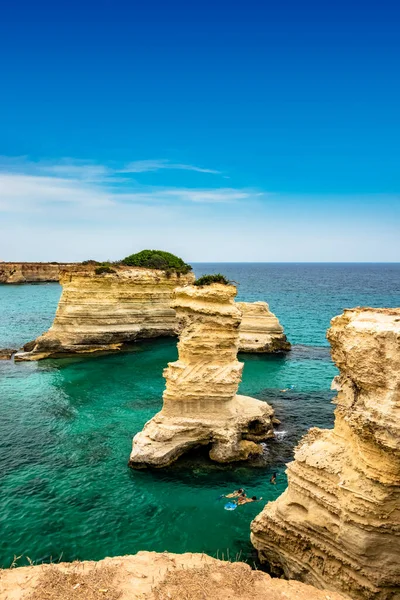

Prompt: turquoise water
xmin=0 ymin=264 xmax=399 ymax=567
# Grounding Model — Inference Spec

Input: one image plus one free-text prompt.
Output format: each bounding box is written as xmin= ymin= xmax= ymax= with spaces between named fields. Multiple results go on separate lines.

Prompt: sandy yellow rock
xmin=0 ymin=551 xmax=348 ymax=600
xmin=237 ymin=301 xmax=290 ymax=352
xmin=251 ymin=307 xmax=400 ymax=600
xmin=0 ymin=262 xmax=71 ymax=283
xmin=129 ymin=283 xmax=276 ymax=468
xmin=15 ymin=266 xmax=194 ymax=360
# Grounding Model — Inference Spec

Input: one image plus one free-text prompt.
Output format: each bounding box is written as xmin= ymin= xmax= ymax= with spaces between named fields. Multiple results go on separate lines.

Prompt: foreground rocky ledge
xmin=251 ymin=308 xmax=400 ymax=600
xmin=130 ymin=284 xmax=276 ymax=468
xmin=0 ymin=551 xmax=347 ymax=600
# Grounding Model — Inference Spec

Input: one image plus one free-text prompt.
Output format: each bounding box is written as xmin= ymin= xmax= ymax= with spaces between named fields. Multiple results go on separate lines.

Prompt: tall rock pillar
xmin=251 ymin=308 xmax=400 ymax=600
xmin=129 ymin=283 xmax=276 ymax=468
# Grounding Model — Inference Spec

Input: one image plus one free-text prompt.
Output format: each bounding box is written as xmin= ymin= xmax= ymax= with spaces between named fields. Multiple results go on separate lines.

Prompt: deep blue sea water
xmin=0 ymin=263 xmax=399 ymax=567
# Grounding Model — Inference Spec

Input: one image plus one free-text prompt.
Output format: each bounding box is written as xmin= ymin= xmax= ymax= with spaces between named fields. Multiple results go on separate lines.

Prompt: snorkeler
xmin=238 ymin=495 xmax=262 ymax=505
xmin=225 ymin=488 xmax=245 ymax=498
xmin=270 ymin=472 xmax=277 ymax=485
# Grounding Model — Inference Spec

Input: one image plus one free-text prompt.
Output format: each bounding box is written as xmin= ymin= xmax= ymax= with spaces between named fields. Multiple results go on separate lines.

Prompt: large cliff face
xmin=237 ymin=301 xmax=290 ymax=352
xmin=129 ymin=284 xmax=276 ymax=468
xmin=0 ymin=551 xmax=347 ymax=600
xmin=251 ymin=308 xmax=400 ymax=600
xmin=16 ymin=266 xmax=194 ymax=360
xmin=0 ymin=262 xmax=71 ymax=283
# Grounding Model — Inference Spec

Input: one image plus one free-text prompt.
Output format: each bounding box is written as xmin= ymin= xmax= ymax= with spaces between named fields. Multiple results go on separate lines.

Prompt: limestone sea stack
xmin=251 ymin=308 xmax=400 ymax=600
xmin=16 ymin=265 xmax=195 ymax=360
xmin=237 ymin=301 xmax=290 ymax=352
xmin=129 ymin=283 xmax=276 ymax=468
xmin=0 ymin=262 xmax=72 ymax=284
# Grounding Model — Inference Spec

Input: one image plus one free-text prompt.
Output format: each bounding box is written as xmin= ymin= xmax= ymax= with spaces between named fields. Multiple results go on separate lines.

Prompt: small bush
xmin=82 ymin=260 xmax=99 ymax=265
xmin=120 ymin=250 xmax=192 ymax=275
xmin=194 ymin=273 xmax=231 ymax=286
xmin=95 ymin=266 xmax=116 ymax=275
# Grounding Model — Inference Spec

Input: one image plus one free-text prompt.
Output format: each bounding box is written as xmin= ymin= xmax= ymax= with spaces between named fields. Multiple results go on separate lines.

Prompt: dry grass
xmin=26 ymin=564 xmax=121 ymax=600
xmin=152 ymin=561 xmax=266 ymax=600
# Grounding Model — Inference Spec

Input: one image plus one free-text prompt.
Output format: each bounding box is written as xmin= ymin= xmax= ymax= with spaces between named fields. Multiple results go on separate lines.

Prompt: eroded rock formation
xmin=129 ymin=283 xmax=276 ymax=468
xmin=238 ymin=301 xmax=290 ymax=352
xmin=251 ymin=308 xmax=400 ymax=600
xmin=16 ymin=265 xmax=194 ymax=360
xmin=0 ymin=551 xmax=348 ymax=600
xmin=0 ymin=262 xmax=71 ymax=283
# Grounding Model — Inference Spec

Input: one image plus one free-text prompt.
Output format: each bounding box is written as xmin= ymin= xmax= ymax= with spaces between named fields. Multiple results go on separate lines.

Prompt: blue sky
xmin=0 ymin=0 xmax=399 ymax=261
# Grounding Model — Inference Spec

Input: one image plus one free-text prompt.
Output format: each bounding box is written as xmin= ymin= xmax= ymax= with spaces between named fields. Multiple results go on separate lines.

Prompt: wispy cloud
xmin=0 ymin=156 xmax=222 ymax=181
xmin=0 ymin=156 xmax=259 ymax=213
xmin=121 ymin=159 xmax=221 ymax=174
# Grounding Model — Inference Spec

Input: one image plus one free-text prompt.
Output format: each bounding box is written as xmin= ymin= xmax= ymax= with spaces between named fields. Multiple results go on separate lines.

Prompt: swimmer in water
xmin=225 ymin=488 xmax=245 ymax=498
xmin=238 ymin=495 xmax=262 ymax=505
xmin=270 ymin=472 xmax=277 ymax=485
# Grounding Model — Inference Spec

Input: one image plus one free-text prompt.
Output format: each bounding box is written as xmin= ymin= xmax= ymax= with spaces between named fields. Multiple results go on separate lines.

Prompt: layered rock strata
xmin=251 ymin=308 xmax=400 ymax=600
xmin=0 ymin=551 xmax=347 ymax=600
xmin=129 ymin=284 xmax=276 ymax=468
xmin=237 ymin=301 xmax=290 ymax=352
xmin=0 ymin=262 xmax=72 ymax=283
xmin=16 ymin=266 xmax=194 ymax=360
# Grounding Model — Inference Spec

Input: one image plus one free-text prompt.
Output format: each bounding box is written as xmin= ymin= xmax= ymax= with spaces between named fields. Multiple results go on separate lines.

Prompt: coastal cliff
xmin=15 ymin=266 xmax=289 ymax=360
xmin=0 ymin=551 xmax=347 ymax=600
xmin=251 ymin=308 xmax=400 ymax=600
xmin=238 ymin=301 xmax=290 ymax=352
xmin=0 ymin=262 xmax=71 ymax=284
xmin=129 ymin=283 xmax=276 ymax=468
xmin=16 ymin=266 xmax=194 ymax=360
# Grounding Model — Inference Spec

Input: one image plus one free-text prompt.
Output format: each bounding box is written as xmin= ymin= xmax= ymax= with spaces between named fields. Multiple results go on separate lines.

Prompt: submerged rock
xmin=0 ymin=348 xmax=17 ymax=360
xmin=237 ymin=301 xmax=290 ymax=353
xmin=129 ymin=283 xmax=276 ymax=468
xmin=251 ymin=307 xmax=400 ymax=600
xmin=0 ymin=551 xmax=347 ymax=600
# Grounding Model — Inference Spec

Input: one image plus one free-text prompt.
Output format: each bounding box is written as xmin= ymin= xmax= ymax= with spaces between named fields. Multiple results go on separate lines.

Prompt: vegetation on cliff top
xmin=95 ymin=266 xmax=116 ymax=275
xmin=194 ymin=273 xmax=231 ymax=286
xmin=120 ymin=250 xmax=192 ymax=276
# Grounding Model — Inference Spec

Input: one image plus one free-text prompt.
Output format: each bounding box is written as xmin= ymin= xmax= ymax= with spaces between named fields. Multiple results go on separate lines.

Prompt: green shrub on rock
xmin=120 ymin=250 xmax=192 ymax=275
xmin=95 ymin=266 xmax=116 ymax=275
xmin=194 ymin=273 xmax=231 ymax=286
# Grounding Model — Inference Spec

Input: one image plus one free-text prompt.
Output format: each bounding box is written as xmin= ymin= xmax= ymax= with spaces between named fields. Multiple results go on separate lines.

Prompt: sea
xmin=0 ymin=263 xmax=399 ymax=567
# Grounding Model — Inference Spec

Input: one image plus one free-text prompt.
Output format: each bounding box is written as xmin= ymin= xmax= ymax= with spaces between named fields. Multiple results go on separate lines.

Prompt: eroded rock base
xmin=129 ymin=394 xmax=275 ymax=468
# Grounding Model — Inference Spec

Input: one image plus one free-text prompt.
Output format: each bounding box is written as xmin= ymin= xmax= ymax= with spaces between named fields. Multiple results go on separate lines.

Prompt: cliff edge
xmin=0 ymin=262 xmax=72 ymax=284
xmin=251 ymin=307 xmax=400 ymax=600
xmin=16 ymin=266 xmax=195 ymax=360
xmin=0 ymin=551 xmax=347 ymax=600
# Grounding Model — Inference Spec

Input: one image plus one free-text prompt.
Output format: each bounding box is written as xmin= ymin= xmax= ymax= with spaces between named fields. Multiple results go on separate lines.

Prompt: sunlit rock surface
xmin=0 ymin=262 xmax=71 ymax=284
xmin=237 ymin=301 xmax=290 ymax=352
xmin=0 ymin=551 xmax=348 ymax=600
xmin=15 ymin=265 xmax=194 ymax=360
xmin=129 ymin=283 xmax=276 ymax=468
xmin=251 ymin=307 xmax=400 ymax=600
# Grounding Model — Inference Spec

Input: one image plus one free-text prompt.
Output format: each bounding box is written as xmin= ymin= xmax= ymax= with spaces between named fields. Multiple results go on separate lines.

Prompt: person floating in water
xmin=237 ymin=494 xmax=262 ymax=505
xmin=270 ymin=472 xmax=277 ymax=485
xmin=225 ymin=488 xmax=245 ymax=498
